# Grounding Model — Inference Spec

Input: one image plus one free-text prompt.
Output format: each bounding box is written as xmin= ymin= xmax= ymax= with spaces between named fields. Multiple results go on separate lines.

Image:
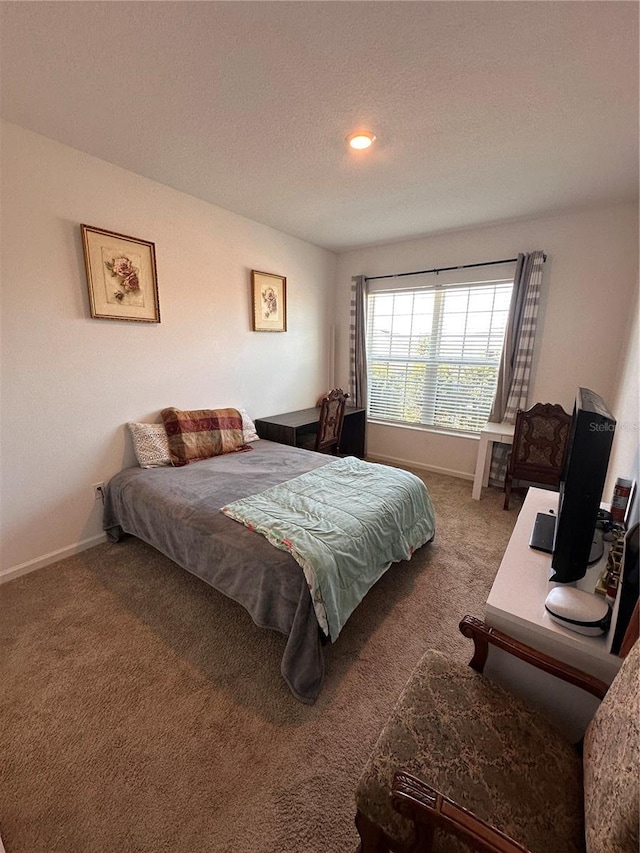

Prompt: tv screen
xmin=550 ymin=388 xmax=616 ymax=583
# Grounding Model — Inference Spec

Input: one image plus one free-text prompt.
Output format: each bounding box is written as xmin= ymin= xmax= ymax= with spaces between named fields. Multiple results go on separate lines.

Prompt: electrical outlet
xmin=92 ymin=482 xmax=105 ymax=501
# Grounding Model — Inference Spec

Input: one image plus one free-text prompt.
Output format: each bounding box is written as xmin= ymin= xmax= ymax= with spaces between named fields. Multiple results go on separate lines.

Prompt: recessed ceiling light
xmin=347 ymin=131 xmax=376 ymax=150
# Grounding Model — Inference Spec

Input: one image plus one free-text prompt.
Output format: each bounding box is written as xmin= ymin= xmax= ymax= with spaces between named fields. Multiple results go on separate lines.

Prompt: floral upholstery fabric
xmin=583 ymin=640 xmax=639 ymax=853
xmin=355 ymin=650 xmax=584 ymax=852
xmin=515 ymin=414 xmax=569 ymax=467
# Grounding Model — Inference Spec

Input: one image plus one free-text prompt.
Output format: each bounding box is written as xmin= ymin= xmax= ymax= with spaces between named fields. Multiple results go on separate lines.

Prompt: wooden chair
xmin=504 ymin=402 xmax=571 ymax=510
xmin=313 ymin=388 xmax=349 ymax=455
xmin=354 ymin=615 xmax=639 ymax=853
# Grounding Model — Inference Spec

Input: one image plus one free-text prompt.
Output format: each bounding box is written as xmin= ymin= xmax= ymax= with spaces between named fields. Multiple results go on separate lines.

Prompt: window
xmin=366 ymin=276 xmax=513 ymax=433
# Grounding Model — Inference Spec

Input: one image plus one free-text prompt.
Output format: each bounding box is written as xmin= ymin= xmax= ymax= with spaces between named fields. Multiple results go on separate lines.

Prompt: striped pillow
xmin=161 ymin=407 xmax=247 ymax=467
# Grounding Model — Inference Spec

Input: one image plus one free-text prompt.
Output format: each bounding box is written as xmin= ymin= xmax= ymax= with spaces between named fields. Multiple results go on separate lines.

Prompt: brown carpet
xmin=1 ymin=473 xmax=520 ymax=853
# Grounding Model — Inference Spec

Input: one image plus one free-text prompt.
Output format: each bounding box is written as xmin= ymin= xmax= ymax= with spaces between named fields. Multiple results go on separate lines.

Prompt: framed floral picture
xmin=81 ymin=225 xmax=160 ymax=323
xmin=251 ymin=270 xmax=287 ymax=332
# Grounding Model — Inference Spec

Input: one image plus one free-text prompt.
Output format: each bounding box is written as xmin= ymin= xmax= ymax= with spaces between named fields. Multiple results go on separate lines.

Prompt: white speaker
xmin=544 ymin=587 xmax=611 ymax=636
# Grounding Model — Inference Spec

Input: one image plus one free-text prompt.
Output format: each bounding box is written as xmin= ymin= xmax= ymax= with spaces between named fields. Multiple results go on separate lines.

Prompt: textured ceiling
xmin=1 ymin=1 xmax=638 ymax=252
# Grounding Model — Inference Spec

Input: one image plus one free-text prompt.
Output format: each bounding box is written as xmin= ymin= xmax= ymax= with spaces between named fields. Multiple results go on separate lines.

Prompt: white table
xmin=472 ymin=421 xmax=515 ymax=499
xmin=484 ymin=487 xmax=622 ymax=738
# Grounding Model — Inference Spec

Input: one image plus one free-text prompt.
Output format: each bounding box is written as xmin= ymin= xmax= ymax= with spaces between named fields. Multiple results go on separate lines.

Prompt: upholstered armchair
xmin=354 ymin=615 xmax=639 ymax=853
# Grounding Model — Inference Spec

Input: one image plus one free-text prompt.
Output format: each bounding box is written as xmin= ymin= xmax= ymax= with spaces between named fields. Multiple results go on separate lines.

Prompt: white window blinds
xmin=366 ymin=277 xmax=513 ymax=433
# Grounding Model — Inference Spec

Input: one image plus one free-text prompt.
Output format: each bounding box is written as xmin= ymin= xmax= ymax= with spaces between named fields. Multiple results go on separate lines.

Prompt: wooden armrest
xmin=459 ymin=615 xmax=608 ymax=700
xmin=392 ymin=771 xmax=531 ymax=853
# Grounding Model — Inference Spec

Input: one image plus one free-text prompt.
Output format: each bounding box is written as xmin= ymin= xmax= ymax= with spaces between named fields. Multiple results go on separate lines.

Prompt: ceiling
xmin=1 ymin=1 xmax=638 ymax=252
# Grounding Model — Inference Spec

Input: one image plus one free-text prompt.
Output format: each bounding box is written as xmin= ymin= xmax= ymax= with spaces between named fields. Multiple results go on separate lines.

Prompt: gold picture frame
xmin=251 ymin=270 xmax=287 ymax=332
xmin=81 ymin=224 xmax=160 ymax=323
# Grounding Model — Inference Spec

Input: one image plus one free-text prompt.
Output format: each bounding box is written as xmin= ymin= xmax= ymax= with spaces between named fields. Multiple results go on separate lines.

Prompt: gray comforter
xmin=103 ymin=440 xmax=432 ymax=703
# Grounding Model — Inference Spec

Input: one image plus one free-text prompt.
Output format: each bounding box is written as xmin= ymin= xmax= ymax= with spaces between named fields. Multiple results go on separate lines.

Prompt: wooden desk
xmin=472 ymin=421 xmax=515 ymax=499
xmin=255 ymin=406 xmax=366 ymax=458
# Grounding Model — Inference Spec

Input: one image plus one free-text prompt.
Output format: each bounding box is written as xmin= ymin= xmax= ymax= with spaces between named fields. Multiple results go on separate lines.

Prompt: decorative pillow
xmin=239 ymin=408 xmax=259 ymax=443
xmin=127 ymin=422 xmax=171 ymax=468
xmin=161 ymin=407 xmax=248 ymax=466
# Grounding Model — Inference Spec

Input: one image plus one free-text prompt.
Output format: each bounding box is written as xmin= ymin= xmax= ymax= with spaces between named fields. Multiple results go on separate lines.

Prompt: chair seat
xmin=355 ymin=650 xmax=584 ymax=853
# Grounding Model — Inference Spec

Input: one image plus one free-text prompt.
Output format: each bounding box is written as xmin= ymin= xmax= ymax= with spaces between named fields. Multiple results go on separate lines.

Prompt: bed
xmin=104 ymin=439 xmax=435 ymax=703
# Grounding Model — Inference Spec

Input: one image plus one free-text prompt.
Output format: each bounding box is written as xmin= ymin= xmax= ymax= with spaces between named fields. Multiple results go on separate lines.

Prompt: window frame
xmin=365 ymin=270 xmax=515 ymax=436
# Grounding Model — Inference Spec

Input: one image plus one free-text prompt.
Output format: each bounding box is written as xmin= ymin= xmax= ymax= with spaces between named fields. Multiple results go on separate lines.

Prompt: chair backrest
xmin=583 ymin=639 xmax=639 ymax=853
xmin=315 ymin=389 xmax=349 ymax=454
xmin=508 ymin=402 xmax=571 ymax=487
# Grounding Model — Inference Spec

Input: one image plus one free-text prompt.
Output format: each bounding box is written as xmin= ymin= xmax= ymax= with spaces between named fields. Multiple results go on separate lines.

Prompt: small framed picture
xmin=251 ymin=270 xmax=287 ymax=332
xmin=81 ymin=224 xmax=160 ymax=323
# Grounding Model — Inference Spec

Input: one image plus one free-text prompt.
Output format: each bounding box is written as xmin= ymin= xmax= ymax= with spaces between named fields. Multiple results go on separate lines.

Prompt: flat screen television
xmin=530 ymin=387 xmax=616 ymax=583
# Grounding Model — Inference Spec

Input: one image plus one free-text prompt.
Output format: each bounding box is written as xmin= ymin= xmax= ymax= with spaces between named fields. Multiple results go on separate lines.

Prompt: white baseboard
xmin=0 ymin=458 xmax=470 ymax=585
xmin=0 ymin=533 xmax=107 ymax=585
xmin=366 ymin=452 xmax=474 ymax=481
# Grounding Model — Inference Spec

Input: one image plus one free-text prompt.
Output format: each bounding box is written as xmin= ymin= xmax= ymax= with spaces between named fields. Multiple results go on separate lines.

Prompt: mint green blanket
xmin=221 ymin=457 xmax=435 ymax=641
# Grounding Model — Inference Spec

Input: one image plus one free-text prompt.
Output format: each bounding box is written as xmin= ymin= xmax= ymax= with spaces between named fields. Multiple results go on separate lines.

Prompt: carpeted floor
xmin=1 ymin=473 xmax=521 ymax=853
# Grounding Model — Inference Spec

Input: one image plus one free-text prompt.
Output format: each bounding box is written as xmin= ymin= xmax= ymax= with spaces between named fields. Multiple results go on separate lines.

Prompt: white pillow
xmin=239 ymin=408 xmax=259 ymax=442
xmin=127 ymin=422 xmax=171 ymax=468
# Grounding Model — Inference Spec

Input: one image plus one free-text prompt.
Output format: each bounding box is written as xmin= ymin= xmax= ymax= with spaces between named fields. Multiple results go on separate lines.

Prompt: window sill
xmin=367 ymin=418 xmax=481 ymax=441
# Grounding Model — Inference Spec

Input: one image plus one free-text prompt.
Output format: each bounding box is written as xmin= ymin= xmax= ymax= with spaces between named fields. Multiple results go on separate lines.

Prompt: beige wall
xmin=605 ymin=284 xmax=639 ymax=513
xmin=335 ymin=204 xmax=639 ymax=485
xmin=2 ymin=121 xmax=637 ymax=577
xmin=0 ymin=122 xmax=337 ymax=575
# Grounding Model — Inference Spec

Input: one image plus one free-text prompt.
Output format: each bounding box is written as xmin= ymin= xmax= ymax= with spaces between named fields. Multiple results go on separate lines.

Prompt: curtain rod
xmin=363 ymin=254 xmax=546 ymax=283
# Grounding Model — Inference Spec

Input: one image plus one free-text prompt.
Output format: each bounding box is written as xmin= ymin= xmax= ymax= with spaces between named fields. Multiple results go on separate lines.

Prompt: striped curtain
xmin=349 ymin=275 xmax=368 ymax=408
xmin=489 ymin=251 xmax=544 ymax=486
